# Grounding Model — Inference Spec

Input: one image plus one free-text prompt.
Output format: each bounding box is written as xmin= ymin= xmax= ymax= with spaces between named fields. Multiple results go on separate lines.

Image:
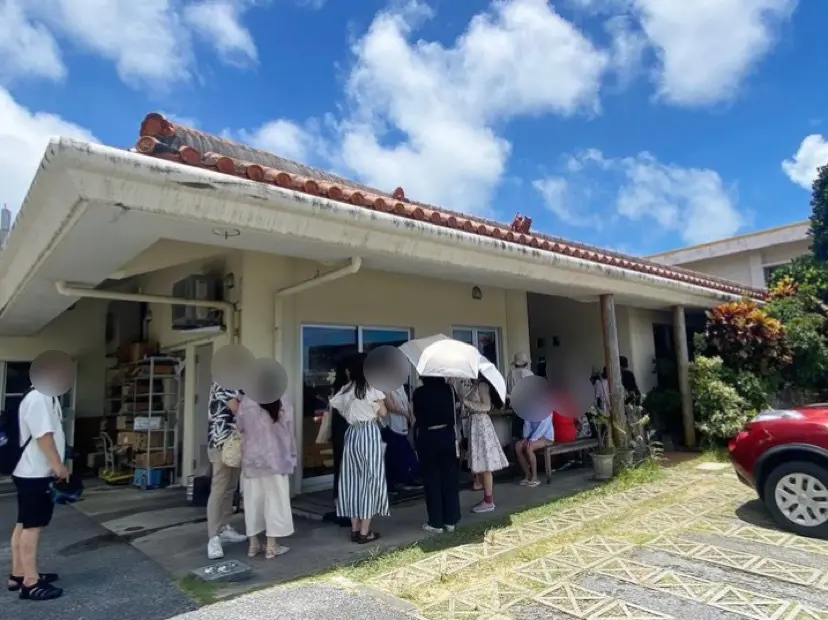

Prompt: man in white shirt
xmin=9 ymin=387 xmax=68 ymax=601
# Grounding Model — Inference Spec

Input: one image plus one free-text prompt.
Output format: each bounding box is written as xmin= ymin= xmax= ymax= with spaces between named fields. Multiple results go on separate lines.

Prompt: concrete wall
xmin=675 ymin=238 xmax=809 ymax=288
xmin=0 ymin=298 xmax=108 ymax=418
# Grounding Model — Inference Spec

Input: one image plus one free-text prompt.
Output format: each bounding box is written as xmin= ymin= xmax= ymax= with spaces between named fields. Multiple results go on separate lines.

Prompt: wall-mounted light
xmin=472 ymin=286 xmax=482 ymax=300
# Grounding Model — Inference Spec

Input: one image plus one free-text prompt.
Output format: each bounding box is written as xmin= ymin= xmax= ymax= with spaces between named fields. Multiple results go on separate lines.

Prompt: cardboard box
xmin=115 ymin=415 xmax=133 ymax=430
xmin=117 ymin=431 xmax=166 ymax=450
xmin=133 ymin=451 xmax=173 ymax=468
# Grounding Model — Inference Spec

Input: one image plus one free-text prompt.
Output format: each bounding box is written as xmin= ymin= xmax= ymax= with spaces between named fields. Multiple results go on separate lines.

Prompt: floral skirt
xmin=468 ymin=413 xmax=509 ymax=474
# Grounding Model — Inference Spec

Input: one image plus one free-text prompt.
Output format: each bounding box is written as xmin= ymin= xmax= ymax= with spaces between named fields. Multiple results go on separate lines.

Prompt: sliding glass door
xmin=300 ymin=325 xmax=411 ymax=489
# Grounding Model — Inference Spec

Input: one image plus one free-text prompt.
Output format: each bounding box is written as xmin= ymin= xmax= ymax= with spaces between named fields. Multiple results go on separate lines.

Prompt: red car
xmin=729 ymin=404 xmax=828 ymax=539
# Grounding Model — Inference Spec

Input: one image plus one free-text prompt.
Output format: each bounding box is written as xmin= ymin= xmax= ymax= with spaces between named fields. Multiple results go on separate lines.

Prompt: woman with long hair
xmin=329 ymin=353 xmax=389 ymax=543
xmin=235 ymin=393 xmax=296 ymax=559
xmin=464 ymin=374 xmax=508 ymax=513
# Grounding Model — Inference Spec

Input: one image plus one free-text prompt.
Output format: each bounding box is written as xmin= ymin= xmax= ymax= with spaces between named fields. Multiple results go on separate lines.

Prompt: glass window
xmin=5 ymin=361 xmax=32 ymax=396
xmin=452 ymin=327 xmax=501 ymax=369
xmin=763 ymin=264 xmax=785 ymax=286
xmin=361 ymin=328 xmax=411 ymax=352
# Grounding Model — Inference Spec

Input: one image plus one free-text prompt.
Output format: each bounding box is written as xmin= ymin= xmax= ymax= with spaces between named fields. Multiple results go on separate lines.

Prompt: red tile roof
xmin=135 ymin=112 xmax=766 ymax=300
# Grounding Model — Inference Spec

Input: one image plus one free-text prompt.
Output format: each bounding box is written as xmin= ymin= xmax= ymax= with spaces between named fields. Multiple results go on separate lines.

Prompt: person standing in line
xmin=330 ymin=354 xmax=389 ymax=544
xmin=412 ymin=376 xmax=461 ymax=533
xmin=465 ymin=375 xmax=509 ymax=513
xmin=8 ymin=384 xmax=68 ymax=601
xmin=330 ymin=359 xmax=351 ymax=526
xmin=206 ymin=383 xmax=248 ymax=560
xmin=381 ymin=385 xmax=420 ymax=492
xmin=236 ymin=394 xmax=296 ymax=559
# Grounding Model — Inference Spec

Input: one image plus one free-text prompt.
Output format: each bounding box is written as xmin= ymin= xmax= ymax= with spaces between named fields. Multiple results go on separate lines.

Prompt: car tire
xmin=763 ymin=460 xmax=828 ymax=539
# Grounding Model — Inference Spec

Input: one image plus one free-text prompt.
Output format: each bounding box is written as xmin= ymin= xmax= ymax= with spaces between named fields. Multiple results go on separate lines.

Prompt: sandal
xmin=356 ymin=532 xmax=381 ymax=544
xmin=247 ymin=540 xmax=262 ymax=558
xmin=8 ymin=573 xmax=59 ymax=592
xmin=265 ymin=543 xmax=289 ymax=559
xmin=19 ymin=580 xmax=63 ymax=601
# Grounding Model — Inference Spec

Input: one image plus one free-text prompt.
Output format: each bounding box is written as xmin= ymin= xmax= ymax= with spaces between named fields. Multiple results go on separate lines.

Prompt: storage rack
xmin=108 ymin=355 xmax=182 ymax=488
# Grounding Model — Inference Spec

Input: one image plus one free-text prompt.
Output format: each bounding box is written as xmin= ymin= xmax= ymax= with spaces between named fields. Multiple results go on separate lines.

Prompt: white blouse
xmin=329 ymin=383 xmax=386 ymax=425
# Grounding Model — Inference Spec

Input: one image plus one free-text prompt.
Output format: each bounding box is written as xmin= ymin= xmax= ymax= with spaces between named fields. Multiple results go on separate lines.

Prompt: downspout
xmin=54 ymin=281 xmax=237 ymax=342
xmin=276 ymin=257 xmax=362 ymax=297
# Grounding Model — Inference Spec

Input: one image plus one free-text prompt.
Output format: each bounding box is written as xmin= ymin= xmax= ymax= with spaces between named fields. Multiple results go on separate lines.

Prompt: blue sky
xmin=1 ymin=0 xmax=827 ymax=256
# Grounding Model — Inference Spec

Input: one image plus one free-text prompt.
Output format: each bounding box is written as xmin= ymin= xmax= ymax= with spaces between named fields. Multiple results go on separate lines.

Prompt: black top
xmin=621 ymin=369 xmax=640 ymax=395
xmin=412 ymin=382 xmax=456 ymax=429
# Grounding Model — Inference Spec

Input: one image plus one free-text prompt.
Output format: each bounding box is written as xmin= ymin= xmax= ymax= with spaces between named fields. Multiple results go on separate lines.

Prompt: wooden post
xmin=673 ymin=305 xmax=697 ymax=448
xmin=600 ymin=294 xmax=627 ymax=450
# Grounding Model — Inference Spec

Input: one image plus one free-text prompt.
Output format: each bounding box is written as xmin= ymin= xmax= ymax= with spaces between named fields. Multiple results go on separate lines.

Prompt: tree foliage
xmin=809 ymin=164 xmax=828 ymax=262
xmin=690 ymin=356 xmax=755 ymax=445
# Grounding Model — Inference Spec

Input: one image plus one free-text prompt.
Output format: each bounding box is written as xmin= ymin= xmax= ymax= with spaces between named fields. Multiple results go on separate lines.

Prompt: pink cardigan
xmin=235 ymin=395 xmax=297 ymax=478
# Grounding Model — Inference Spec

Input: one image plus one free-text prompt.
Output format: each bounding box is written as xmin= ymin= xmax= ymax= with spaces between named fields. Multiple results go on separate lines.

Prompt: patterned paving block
xmin=532 ymin=582 xmax=611 ymax=617
xmin=644 ymin=570 xmax=722 ymax=602
xmin=419 ymin=596 xmax=494 ymax=619
xmin=368 ymin=566 xmax=439 ymax=593
xmin=484 ymin=524 xmax=544 ymax=547
xmin=750 ymin=557 xmax=823 ymax=587
xmin=707 ymin=585 xmax=793 ymax=620
xmin=594 ymin=557 xmax=664 ymax=585
xmin=577 ymin=536 xmax=635 ymax=556
xmin=513 ymin=556 xmax=582 ymax=586
xmin=553 ymin=543 xmax=617 ymax=568
xmin=692 ymin=544 xmax=762 ymax=571
xmin=412 ymin=549 xmax=478 ymax=576
xmin=454 ymin=579 xmax=533 ymax=611
xmin=619 ymin=520 xmax=678 ymax=535
xmin=783 ymin=535 xmax=828 ymax=557
xmin=783 ymin=605 xmax=828 ymax=620
xmin=645 ymin=536 xmax=708 ymax=557
xmin=455 ymin=541 xmax=514 ymax=561
xmin=590 ymin=599 xmax=674 ymax=620
xmin=729 ymin=524 xmax=793 ymax=546
xmin=688 ymin=516 xmax=741 ymax=535
xmin=523 ymin=514 xmax=582 ymax=534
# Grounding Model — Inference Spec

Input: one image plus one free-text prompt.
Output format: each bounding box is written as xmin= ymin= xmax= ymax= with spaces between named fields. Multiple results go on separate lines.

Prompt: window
xmin=300 ymin=325 xmax=411 ymax=480
xmin=452 ymin=326 xmax=501 ymax=369
xmin=763 ymin=264 xmax=786 ymax=286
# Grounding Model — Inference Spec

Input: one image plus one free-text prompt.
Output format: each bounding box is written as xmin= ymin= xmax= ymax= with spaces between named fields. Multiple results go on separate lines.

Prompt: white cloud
xmin=5 ymin=0 xmax=263 ymax=89
xmin=239 ymin=0 xmax=609 ymax=215
xmin=536 ymin=150 xmax=745 ymax=244
xmin=183 ymin=0 xmax=258 ymax=67
xmin=782 ymin=134 xmax=828 ymax=190
xmin=0 ymin=87 xmax=98 ymax=220
xmin=0 ymin=0 xmax=66 ymax=85
xmin=239 ymin=119 xmax=319 ymax=162
xmin=627 ymin=0 xmax=796 ymax=106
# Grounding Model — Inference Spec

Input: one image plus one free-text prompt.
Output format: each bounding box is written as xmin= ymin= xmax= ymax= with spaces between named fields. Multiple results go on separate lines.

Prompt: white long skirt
xmin=242 ymin=473 xmax=294 ymax=538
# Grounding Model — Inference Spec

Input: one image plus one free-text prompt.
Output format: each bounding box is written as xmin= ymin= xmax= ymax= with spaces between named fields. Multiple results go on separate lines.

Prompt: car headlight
xmin=751 ymin=409 xmax=804 ymax=423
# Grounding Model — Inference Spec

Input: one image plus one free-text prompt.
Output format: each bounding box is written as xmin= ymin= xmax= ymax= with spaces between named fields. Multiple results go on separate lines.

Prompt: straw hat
xmin=513 ymin=352 xmax=530 ymax=367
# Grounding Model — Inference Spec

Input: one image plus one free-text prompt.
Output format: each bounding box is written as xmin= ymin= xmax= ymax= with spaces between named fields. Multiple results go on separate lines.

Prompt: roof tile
xmin=133 ymin=112 xmax=767 ymax=301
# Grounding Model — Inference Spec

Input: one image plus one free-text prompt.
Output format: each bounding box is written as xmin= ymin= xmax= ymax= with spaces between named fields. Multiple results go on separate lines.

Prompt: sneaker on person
xmin=207 ymin=536 xmax=224 ymax=560
xmin=422 ymin=524 xmax=443 ymax=533
xmin=526 ymin=479 xmax=541 ymax=488
xmin=519 ymin=479 xmax=530 ymax=486
xmin=444 ymin=524 xmax=456 ymax=533
xmin=472 ymin=500 xmax=495 ymax=513
xmin=219 ymin=525 xmax=247 ymax=544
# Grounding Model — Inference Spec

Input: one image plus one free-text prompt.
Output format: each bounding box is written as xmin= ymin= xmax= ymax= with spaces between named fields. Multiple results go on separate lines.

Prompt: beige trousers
xmin=207 ymin=448 xmax=241 ymax=538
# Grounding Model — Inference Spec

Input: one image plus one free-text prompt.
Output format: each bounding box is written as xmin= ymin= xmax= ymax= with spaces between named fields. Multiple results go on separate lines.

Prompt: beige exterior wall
xmin=0 ymin=298 xmax=108 ymax=418
xmin=668 ymin=238 xmax=809 ymax=289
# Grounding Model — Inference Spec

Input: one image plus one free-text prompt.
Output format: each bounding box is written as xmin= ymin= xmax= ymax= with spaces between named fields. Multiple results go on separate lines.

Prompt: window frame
xmin=451 ymin=325 xmax=502 ymax=371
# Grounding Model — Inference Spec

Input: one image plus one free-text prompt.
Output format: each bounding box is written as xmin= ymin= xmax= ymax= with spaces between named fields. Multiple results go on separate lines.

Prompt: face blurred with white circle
xmin=30 ymin=350 xmax=74 ymax=397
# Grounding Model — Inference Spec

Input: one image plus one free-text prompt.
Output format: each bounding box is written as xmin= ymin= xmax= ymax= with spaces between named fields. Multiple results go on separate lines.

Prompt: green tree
xmin=809 ymin=164 xmax=828 ymax=262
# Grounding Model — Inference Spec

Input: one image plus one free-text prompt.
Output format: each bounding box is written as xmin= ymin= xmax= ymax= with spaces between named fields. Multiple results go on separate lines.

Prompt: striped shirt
xmin=207 ymin=383 xmax=240 ymax=449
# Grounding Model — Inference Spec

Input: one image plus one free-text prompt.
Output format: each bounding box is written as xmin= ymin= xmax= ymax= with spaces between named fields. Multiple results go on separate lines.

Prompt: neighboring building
xmin=0 ymin=205 xmax=11 ymax=248
xmin=0 ymin=113 xmax=765 ymax=495
xmin=648 ymin=221 xmax=810 ymax=289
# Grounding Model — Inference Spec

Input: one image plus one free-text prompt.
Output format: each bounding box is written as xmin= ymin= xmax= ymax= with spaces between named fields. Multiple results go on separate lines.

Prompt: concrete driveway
xmin=1 ymin=493 xmax=197 ymax=620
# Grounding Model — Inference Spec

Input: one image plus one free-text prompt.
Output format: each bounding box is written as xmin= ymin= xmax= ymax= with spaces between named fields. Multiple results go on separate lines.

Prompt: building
xmin=0 ymin=114 xmax=765 ymax=495
xmin=648 ymin=221 xmax=810 ymax=289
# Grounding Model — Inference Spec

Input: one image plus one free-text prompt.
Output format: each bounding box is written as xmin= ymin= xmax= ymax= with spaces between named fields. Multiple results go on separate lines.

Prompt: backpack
xmin=0 ymin=407 xmax=30 ymax=476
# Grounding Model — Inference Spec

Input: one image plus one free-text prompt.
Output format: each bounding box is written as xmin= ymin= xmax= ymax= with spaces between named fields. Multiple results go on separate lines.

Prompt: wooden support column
xmin=600 ymin=294 xmax=627 ymax=449
xmin=672 ymin=305 xmax=697 ymax=447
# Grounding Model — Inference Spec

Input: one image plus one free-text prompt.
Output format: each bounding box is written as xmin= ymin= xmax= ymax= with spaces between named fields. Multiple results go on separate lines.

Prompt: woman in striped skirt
xmin=329 ymin=353 xmax=389 ymax=543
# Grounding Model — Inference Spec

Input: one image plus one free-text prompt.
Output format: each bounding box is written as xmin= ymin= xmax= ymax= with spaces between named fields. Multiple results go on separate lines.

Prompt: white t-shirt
xmin=329 ymin=383 xmax=385 ymax=425
xmin=13 ymin=390 xmax=65 ymax=479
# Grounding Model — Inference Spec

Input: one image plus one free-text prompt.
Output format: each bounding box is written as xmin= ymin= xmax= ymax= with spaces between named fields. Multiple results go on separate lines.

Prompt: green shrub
xmin=690 ymin=355 xmax=754 ymax=445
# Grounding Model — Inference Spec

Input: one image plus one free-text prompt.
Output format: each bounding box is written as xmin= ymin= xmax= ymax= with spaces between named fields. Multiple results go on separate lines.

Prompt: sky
xmin=1 ymin=0 xmax=827 ymax=256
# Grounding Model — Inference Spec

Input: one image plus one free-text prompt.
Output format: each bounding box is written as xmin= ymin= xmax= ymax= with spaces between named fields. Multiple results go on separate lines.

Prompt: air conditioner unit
xmin=171 ymin=275 xmax=224 ymax=332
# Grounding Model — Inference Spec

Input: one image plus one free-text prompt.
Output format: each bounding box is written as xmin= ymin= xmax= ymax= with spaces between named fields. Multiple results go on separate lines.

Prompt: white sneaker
xmin=423 ymin=524 xmax=444 ymax=534
xmin=472 ymin=500 xmax=495 ymax=514
xmin=444 ymin=524 xmax=456 ymax=533
xmin=207 ymin=536 xmax=224 ymax=560
xmin=219 ymin=526 xmax=247 ymax=544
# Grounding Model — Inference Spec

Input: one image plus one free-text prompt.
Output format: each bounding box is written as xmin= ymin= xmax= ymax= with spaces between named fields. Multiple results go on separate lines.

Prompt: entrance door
xmin=300 ymin=325 xmax=411 ymax=490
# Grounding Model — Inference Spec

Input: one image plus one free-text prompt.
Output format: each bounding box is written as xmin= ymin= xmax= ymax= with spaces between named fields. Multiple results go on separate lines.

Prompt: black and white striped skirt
xmin=336 ymin=421 xmax=390 ymax=519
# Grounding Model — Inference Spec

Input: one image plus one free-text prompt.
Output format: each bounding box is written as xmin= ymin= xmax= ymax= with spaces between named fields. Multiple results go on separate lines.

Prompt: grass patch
xmin=178 ymin=574 xmax=219 ymax=606
xmin=699 ymin=446 xmax=730 ymax=463
xmin=328 ymin=458 xmax=666 ymax=585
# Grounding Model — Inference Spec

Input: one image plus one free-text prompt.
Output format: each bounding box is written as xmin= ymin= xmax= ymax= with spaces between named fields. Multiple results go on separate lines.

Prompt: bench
xmin=537 ymin=438 xmax=599 ymax=483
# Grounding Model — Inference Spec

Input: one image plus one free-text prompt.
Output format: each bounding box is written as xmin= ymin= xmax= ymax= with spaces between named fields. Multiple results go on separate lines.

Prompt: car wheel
xmin=763 ymin=461 xmax=828 ymax=539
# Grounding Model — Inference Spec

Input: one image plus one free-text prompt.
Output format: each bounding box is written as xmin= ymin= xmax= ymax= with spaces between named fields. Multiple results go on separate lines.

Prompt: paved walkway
xmin=343 ymin=463 xmax=828 ymax=619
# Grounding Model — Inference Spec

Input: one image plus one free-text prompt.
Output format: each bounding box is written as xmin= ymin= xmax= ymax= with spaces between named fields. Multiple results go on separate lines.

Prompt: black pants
xmin=416 ymin=427 xmax=461 ymax=529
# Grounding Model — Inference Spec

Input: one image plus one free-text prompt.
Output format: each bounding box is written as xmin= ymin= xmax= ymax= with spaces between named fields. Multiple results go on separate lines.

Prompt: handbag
xmin=316 ymin=409 xmax=333 ymax=444
xmin=220 ymin=431 xmax=243 ymax=468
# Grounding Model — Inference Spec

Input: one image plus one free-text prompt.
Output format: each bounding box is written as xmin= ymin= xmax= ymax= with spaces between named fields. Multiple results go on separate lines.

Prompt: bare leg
xmin=18 ymin=527 xmax=42 ymax=587
xmin=350 ymin=518 xmax=361 ymax=534
xmin=472 ymin=473 xmax=483 ymax=491
xmin=359 ymin=517 xmax=372 ymax=536
xmin=526 ymin=443 xmax=539 ymax=480
xmin=8 ymin=524 xmax=23 ymax=586
xmin=482 ymin=471 xmax=494 ymax=498
xmin=248 ymin=534 xmax=261 ymax=557
xmin=515 ymin=441 xmax=531 ymax=480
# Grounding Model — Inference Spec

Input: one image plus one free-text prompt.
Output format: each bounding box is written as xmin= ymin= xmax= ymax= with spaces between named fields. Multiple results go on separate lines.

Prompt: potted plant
xmin=587 ymin=406 xmax=615 ymax=480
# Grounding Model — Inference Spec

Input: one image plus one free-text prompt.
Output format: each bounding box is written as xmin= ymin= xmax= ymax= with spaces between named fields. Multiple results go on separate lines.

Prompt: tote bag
xmin=220 ymin=431 xmax=243 ymax=468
